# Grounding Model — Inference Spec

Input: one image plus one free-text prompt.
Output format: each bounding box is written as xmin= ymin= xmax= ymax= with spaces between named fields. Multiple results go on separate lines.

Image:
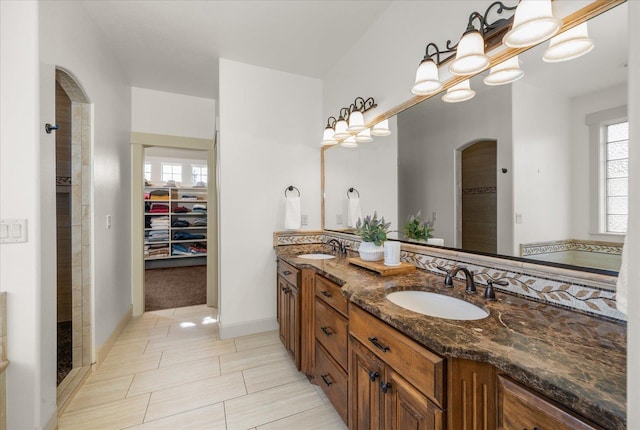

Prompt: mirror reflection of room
xmin=323 ymin=2 xmax=628 ymax=274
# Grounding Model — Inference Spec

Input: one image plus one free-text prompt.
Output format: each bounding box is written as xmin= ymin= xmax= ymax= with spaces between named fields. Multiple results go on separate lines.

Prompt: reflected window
xmin=603 ymin=121 xmax=628 ymax=233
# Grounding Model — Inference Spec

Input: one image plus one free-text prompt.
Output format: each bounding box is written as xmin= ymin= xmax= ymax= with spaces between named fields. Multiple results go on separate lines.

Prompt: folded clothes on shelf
xmin=192 ymin=204 xmax=207 ymax=212
xmin=189 ymin=244 xmax=207 ymax=254
xmin=173 ymin=206 xmax=190 ymax=213
xmin=148 ymin=203 xmax=170 ymax=213
xmin=192 ymin=218 xmax=207 ymax=226
xmin=174 ymin=231 xmax=206 ymax=240
xmin=171 ymin=219 xmax=190 ymax=227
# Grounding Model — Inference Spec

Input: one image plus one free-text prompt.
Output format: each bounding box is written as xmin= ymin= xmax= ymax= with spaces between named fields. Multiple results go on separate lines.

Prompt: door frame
xmin=131 ymin=132 xmax=218 ymax=317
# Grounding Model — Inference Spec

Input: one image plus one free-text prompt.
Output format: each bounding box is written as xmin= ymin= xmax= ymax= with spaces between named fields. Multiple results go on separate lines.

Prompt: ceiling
xmin=80 ymin=0 xmax=392 ymax=100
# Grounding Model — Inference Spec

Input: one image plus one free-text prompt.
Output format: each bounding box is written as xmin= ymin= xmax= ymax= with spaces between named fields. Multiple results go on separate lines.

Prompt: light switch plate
xmin=301 ymin=214 xmax=308 ymax=225
xmin=0 ymin=219 xmax=28 ymax=243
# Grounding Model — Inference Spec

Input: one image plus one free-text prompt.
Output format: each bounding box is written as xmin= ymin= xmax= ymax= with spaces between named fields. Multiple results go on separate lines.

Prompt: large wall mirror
xmin=323 ymin=1 xmax=628 ymax=275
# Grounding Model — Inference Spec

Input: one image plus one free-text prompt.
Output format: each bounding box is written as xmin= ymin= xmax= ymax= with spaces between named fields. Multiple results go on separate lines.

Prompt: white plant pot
xmin=358 ymin=241 xmax=385 ymax=261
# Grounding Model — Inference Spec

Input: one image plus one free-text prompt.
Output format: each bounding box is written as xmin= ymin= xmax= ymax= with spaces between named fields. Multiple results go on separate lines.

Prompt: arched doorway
xmin=457 ymin=140 xmax=497 ymax=254
xmin=54 ymin=68 xmax=93 ymax=405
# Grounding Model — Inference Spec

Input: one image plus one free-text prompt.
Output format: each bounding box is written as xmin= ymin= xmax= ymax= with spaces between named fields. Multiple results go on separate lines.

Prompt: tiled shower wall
xmin=273 ymin=231 xmax=624 ymax=322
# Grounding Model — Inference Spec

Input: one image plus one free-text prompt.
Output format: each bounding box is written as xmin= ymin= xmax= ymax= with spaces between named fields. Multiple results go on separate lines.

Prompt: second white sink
xmin=386 ymin=291 xmax=488 ymax=320
xmin=297 ymin=253 xmax=335 ymax=260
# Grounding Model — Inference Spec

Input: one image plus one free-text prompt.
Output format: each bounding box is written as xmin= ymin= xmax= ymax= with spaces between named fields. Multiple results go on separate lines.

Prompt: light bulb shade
xmin=333 ymin=118 xmax=350 ymax=139
xmin=322 ymin=127 xmax=338 ymax=146
xmin=449 ymin=30 xmax=490 ymax=76
xmin=441 ymin=80 xmax=476 ymax=103
xmin=340 ymin=136 xmax=358 ymax=148
xmin=542 ymin=22 xmax=594 ymax=63
xmin=370 ymin=119 xmax=391 ymax=136
xmin=503 ymin=0 xmax=561 ymax=48
xmin=411 ymin=58 xmax=443 ymax=95
xmin=483 ymin=56 xmax=525 ymax=86
xmin=347 ymin=110 xmax=366 ymax=132
xmin=355 ymin=128 xmax=373 ymax=143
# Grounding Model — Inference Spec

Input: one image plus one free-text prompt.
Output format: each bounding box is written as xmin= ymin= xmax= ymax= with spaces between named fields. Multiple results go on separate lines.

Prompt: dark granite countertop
xmin=276 ymin=244 xmax=627 ymax=430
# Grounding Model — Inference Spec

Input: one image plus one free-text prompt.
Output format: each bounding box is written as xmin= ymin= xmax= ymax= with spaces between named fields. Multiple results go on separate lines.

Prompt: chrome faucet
xmin=326 ymin=238 xmax=348 ymax=255
xmin=448 ymin=266 xmax=477 ymax=294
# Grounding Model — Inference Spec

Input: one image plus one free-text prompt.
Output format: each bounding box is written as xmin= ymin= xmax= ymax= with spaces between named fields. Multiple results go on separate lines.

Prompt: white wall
xmin=324 ymin=117 xmax=397 ymax=231
xmin=0 ymin=2 xmax=52 ymax=428
xmin=218 ymin=58 xmax=322 ymax=338
xmin=39 ymin=0 xmax=132 ymax=378
xmin=569 ymin=83 xmax=627 ymax=242
xmin=627 ymin=2 xmax=640 ymax=427
xmin=131 ymin=87 xmax=216 ymax=139
xmin=145 ymin=152 xmax=208 ymax=187
xmin=398 ymin=84 xmax=513 ymax=253
xmin=512 ymin=81 xmax=572 ymax=254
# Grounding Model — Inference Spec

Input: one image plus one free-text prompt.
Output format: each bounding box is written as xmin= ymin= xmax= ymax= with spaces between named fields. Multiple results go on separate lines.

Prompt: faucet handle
xmin=484 ymin=279 xmax=507 ymax=301
xmin=437 ymin=265 xmax=454 ymax=288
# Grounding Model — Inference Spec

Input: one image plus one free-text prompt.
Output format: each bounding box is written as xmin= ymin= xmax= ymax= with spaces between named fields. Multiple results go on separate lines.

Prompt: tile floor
xmin=58 ymin=305 xmax=347 ymax=430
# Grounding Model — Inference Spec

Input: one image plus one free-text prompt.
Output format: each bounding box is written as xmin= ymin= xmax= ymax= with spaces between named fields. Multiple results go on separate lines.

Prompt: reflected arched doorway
xmin=457 ymin=139 xmax=497 ymax=254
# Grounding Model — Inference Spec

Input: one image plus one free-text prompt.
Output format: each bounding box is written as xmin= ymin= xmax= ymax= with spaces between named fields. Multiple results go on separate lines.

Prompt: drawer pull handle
xmin=321 ymin=326 xmax=333 ymax=336
xmin=321 ymin=374 xmax=334 ymax=386
xmin=283 ymin=270 xmax=292 ymax=275
xmin=368 ymin=337 xmax=390 ymax=353
xmin=368 ymin=371 xmax=379 ymax=382
xmin=320 ymin=291 xmax=333 ymax=298
xmin=380 ymin=381 xmax=392 ymax=394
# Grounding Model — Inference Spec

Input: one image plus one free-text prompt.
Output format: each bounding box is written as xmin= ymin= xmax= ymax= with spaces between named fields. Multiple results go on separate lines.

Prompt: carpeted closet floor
xmin=145 ymin=265 xmax=207 ymax=311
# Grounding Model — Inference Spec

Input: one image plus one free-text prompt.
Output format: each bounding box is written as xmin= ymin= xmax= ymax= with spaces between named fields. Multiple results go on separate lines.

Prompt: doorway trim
xmin=130 ymin=132 xmax=218 ymax=317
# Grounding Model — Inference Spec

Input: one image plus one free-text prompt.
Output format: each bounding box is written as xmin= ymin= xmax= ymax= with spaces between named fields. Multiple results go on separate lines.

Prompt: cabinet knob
xmin=320 ymin=326 xmax=334 ymax=337
xmin=320 ymin=374 xmax=334 ymax=387
xmin=368 ymin=371 xmax=379 ymax=382
xmin=380 ymin=381 xmax=392 ymax=394
xmin=368 ymin=337 xmax=391 ymax=353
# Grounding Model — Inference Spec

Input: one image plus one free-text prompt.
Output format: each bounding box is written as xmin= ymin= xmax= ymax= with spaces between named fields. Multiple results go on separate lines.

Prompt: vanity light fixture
xmin=321 ymin=116 xmax=338 ymax=146
xmin=370 ymin=118 xmax=391 ymax=136
xmin=341 ymin=135 xmax=358 ymax=148
xmin=332 ymin=108 xmax=351 ymax=140
xmin=355 ymin=128 xmax=373 ymax=143
xmin=442 ymin=80 xmax=476 ymax=103
xmin=411 ymin=43 xmax=446 ymax=95
xmin=542 ymin=22 xmax=594 ymax=63
xmin=483 ymin=55 xmax=525 ymax=85
xmin=503 ymin=0 xmax=561 ymax=48
xmin=449 ymin=13 xmax=490 ymax=76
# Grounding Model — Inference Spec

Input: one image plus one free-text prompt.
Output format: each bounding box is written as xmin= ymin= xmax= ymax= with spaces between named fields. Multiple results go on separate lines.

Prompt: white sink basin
xmin=386 ymin=291 xmax=489 ymax=320
xmin=297 ymin=253 xmax=335 ymax=260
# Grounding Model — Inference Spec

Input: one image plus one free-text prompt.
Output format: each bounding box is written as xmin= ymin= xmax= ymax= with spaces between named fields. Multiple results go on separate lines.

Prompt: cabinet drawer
xmin=315 ymin=298 xmax=348 ymax=370
xmin=315 ymin=274 xmax=347 ymax=317
xmin=349 ymin=305 xmax=444 ymax=408
xmin=498 ymin=375 xmax=602 ymax=430
xmin=278 ymin=261 xmax=299 ymax=286
xmin=315 ymin=342 xmax=348 ymax=424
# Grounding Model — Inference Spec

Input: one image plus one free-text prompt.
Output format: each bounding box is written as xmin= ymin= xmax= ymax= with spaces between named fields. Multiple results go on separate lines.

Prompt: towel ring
xmin=347 ymin=187 xmax=360 ymax=199
xmin=285 ymin=185 xmax=300 ymax=197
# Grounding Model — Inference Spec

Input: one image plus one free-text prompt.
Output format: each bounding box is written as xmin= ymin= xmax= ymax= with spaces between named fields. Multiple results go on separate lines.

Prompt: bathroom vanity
xmin=274 ymin=242 xmax=626 ymax=430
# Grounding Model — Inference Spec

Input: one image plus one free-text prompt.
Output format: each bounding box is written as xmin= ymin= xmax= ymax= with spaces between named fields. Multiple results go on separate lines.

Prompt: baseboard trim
xmin=95 ymin=305 xmax=132 ymax=368
xmin=218 ymin=317 xmax=278 ymax=340
xmin=44 ymin=410 xmax=57 ymax=430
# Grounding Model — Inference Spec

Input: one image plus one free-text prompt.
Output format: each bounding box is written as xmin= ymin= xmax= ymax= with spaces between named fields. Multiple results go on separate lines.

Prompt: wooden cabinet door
xmin=277 ymin=276 xmax=289 ymax=347
xmin=497 ymin=376 xmax=602 ymax=430
xmin=349 ymin=338 xmax=384 ymax=430
xmin=384 ymin=369 xmax=444 ymax=430
xmin=287 ymin=283 xmax=301 ymax=369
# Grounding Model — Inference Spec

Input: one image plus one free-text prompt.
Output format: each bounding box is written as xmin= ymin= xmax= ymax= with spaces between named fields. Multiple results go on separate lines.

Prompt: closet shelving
xmin=144 ymin=186 xmax=208 ymax=261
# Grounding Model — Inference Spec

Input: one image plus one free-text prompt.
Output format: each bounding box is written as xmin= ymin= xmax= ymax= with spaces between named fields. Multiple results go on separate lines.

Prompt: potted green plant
xmin=403 ymin=211 xmax=435 ymax=242
xmin=355 ymin=212 xmax=391 ymax=261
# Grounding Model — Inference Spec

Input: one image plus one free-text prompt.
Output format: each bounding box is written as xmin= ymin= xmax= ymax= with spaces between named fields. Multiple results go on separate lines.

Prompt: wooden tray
xmin=348 ymin=257 xmax=416 ymax=276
